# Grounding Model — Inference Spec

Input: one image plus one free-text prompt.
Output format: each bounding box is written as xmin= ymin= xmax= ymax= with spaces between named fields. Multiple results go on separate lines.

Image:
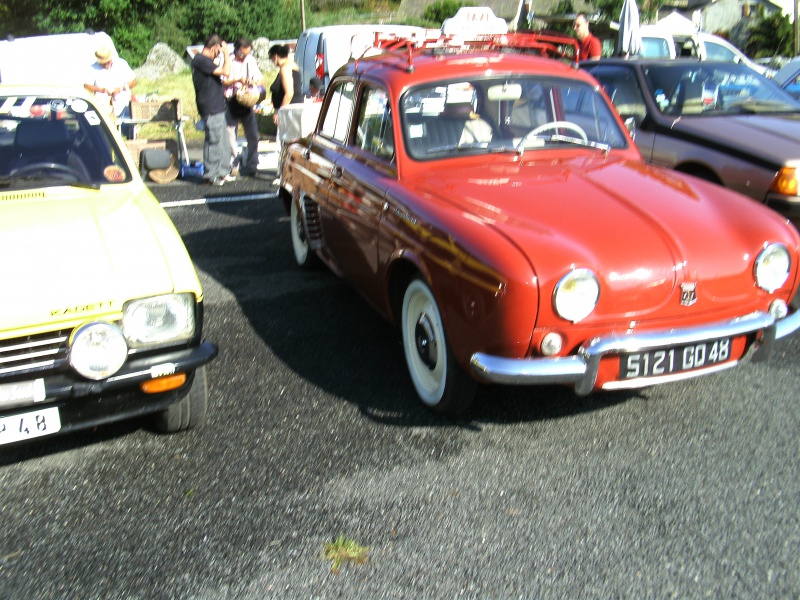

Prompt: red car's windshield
xmin=400 ymin=75 xmax=630 ymax=160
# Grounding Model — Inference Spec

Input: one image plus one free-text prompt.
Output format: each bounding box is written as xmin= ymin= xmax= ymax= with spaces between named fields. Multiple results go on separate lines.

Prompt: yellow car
xmin=0 ymin=85 xmax=217 ymax=446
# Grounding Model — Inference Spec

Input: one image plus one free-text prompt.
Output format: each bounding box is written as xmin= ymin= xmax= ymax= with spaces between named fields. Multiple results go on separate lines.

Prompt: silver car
xmin=583 ymin=58 xmax=800 ymax=220
xmin=772 ymin=56 xmax=800 ymax=100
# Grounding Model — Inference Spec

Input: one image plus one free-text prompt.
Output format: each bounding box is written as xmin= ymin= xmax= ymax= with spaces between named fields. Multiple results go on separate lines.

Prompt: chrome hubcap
xmin=415 ymin=312 xmax=438 ymax=370
xmin=294 ymin=209 xmax=306 ymax=244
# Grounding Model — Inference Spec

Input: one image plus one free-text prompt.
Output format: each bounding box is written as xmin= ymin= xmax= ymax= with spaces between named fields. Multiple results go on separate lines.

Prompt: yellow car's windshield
xmin=0 ymin=94 xmax=133 ymax=189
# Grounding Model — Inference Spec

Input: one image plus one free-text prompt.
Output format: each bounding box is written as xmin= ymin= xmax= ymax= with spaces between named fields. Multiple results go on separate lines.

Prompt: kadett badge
xmin=681 ymin=283 xmax=698 ymax=307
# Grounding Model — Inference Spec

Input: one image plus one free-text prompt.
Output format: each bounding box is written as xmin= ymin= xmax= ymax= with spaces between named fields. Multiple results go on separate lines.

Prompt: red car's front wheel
xmin=401 ymin=278 xmax=476 ymax=415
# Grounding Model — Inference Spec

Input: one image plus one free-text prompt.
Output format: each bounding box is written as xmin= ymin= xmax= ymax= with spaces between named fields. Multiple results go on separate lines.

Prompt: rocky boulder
xmin=252 ymin=37 xmax=278 ymax=77
xmin=134 ymin=42 xmax=189 ymax=81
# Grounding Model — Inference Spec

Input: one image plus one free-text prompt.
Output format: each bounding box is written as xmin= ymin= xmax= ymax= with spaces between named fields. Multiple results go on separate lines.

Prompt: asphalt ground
xmin=1 ymin=185 xmax=800 ymax=599
xmin=143 ymin=141 xmax=280 ymax=204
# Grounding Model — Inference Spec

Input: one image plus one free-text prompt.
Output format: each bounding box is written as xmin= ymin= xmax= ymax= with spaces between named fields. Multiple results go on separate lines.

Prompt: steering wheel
xmin=517 ymin=121 xmax=588 ymax=148
xmin=10 ymin=162 xmax=86 ymax=182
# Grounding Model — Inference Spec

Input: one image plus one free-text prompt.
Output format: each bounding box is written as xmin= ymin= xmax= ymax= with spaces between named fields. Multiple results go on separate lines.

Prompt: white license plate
xmin=620 ymin=337 xmax=733 ymax=379
xmin=0 ymin=406 xmax=61 ymax=446
xmin=0 ymin=378 xmax=46 ymax=407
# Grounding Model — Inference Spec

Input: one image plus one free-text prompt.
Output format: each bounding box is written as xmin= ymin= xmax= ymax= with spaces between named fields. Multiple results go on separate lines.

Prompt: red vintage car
xmin=278 ymin=34 xmax=800 ymax=415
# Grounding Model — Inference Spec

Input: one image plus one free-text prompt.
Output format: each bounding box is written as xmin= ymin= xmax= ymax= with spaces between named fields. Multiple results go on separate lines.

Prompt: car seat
xmin=406 ymin=102 xmax=494 ymax=156
xmin=11 ymin=119 xmax=71 ymax=172
xmin=443 ymin=102 xmax=494 ymax=145
xmin=675 ymin=79 xmax=705 ymax=115
xmin=510 ymin=97 xmax=547 ymax=132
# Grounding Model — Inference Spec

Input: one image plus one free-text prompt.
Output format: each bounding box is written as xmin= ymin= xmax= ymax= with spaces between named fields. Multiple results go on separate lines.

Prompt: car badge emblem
xmin=680 ymin=282 xmax=697 ymax=307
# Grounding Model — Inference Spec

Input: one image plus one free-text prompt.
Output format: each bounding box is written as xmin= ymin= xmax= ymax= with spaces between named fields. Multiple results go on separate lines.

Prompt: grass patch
xmin=323 ymin=535 xmax=369 ymax=573
xmin=134 ymin=72 xmax=203 ymax=143
xmin=132 ymin=70 xmax=279 ymax=144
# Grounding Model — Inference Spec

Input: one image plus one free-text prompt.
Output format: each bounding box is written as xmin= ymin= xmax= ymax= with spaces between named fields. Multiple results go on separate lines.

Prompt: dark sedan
xmin=582 ymin=58 xmax=800 ymax=219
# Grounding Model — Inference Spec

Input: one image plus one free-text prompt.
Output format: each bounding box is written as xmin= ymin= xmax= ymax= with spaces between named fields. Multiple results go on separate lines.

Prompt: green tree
xmin=183 ymin=0 xmax=302 ymax=44
xmin=593 ymin=0 xmax=661 ymax=25
xmin=745 ymin=12 xmax=793 ymax=58
xmin=152 ymin=4 xmax=194 ymax=54
xmin=553 ymin=0 xmax=574 ymax=14
xmin=28 ymin=0 xmax=162 ymax=64
xmin=0 ymin=0 xmax=44 ymax=38
xmin=1 ymin=0 xmax=302 ymax=66
xmin=422 ymin=0 xmax=474 ymax=26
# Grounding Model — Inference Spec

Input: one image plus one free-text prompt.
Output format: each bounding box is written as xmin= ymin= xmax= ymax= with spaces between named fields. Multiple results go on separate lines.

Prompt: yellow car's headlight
xmin=69 ymin=322 xmax=128 ymax=380
xmin=122 ymin=293 xmax=195 ymax=349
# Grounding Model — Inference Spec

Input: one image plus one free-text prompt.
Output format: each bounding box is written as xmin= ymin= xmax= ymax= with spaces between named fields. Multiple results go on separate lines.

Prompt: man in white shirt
xmin=85 ymin=46 xmax=136 ymax=135
xmin=222 ymin=38 xmax=263 ymax=176
xmin=83 ymin=46 xmax=136 ymax=137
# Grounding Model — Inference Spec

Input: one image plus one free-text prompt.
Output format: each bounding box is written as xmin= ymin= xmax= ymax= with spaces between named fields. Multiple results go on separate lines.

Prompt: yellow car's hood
xmin=0 ymin=185 xmax=191 ymax=333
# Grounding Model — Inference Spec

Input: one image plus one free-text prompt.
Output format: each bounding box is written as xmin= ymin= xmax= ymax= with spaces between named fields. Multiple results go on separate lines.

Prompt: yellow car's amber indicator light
xmin=141 ymin=373 xmax=187 ymax=394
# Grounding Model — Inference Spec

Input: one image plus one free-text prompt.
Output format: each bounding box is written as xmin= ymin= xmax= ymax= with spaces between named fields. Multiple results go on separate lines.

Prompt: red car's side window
xmin=354 ymin=87 xmax=394 ymax=162
xmin=320 ymin=80 xmax=355 ymax=142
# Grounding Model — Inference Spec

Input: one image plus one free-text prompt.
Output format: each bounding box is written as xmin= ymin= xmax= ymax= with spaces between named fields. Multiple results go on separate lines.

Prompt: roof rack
xmin=357 ymin=30 xmax=579 ymax=73
xmin=479 ymin=32 xmax=579 ymax=62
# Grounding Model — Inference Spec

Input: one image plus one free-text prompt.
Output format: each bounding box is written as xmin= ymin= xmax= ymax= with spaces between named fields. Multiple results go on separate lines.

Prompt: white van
xmin=0 ymin=31 xmax=117 ymax=86
xmin=638 ymin=26 xmax=767 ymax=75
xmin=638 ymin=25 xmax=676 ymax=59
xmin=675 ymin=32 xmax=768 ymax=75
xmin=294 ymin=24 xmax=426 ymax=95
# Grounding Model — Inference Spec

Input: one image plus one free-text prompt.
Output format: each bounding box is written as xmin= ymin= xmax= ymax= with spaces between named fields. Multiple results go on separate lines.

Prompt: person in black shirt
xmin=268 ymin=44 xmax=302 ymax=127
xmin=192 ymin=34 xmax=233 ymax=185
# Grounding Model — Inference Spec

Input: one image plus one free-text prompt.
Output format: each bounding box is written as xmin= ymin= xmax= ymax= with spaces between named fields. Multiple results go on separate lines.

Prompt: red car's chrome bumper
xmin=470 ymin=309 xmax=800 ymax=395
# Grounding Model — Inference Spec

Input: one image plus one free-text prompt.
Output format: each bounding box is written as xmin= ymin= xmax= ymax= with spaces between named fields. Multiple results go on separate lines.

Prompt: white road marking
xmin=161 ymin=192 xmax=279 ymax=208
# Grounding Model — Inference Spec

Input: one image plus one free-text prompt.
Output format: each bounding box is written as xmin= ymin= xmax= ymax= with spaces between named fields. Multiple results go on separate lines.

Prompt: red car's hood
xmin=405 ymin=154 xmax=795 ymax=321
xmin=673 ymin=113 xmax=800 ymax=165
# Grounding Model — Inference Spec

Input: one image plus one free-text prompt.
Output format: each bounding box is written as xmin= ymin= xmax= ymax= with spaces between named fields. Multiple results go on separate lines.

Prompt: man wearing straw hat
xmin=85 ymin=46 xmax=136 ymax=135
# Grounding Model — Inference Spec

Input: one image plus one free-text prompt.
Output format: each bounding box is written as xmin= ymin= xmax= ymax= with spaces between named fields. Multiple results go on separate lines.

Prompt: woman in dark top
xmin=268 ymin=44 xmax=302 ymax=126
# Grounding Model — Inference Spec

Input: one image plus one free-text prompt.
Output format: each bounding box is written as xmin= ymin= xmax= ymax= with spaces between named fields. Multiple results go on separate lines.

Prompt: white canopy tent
xmin=656 ymin=12 xmax=700 ymax=35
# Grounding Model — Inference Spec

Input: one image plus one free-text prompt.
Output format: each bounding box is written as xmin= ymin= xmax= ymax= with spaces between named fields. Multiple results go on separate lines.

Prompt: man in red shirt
xmin=574 ymin=14 xmax=602 ymax=62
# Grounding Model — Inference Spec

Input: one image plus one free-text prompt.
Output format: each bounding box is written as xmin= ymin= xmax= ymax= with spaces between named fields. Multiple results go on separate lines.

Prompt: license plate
xmin=0 ymin=406 xmax=61 ymax=446
xmin=620 ymin=337 xmax=733 ymax=380
xmin=0 ymin=379 xmax=46 ymax=408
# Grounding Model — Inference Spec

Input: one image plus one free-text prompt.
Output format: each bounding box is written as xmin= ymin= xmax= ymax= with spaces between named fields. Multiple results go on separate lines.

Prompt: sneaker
xmin=221 ymin=173 xmax=237 ymax=182
xmin=206 ymin=177 xmax=225 ymax=186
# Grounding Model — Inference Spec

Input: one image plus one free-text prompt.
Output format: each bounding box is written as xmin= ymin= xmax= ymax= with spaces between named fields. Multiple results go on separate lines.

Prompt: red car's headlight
xmin=553 ymin=269 xmax=600 ymax=323
xmin=754 ymin=243 xmax=791 ymax=293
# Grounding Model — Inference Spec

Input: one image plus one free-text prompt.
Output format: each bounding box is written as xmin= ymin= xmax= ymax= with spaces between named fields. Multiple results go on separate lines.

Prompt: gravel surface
xmin=1 ymin=199 xmax=798 ymax=599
